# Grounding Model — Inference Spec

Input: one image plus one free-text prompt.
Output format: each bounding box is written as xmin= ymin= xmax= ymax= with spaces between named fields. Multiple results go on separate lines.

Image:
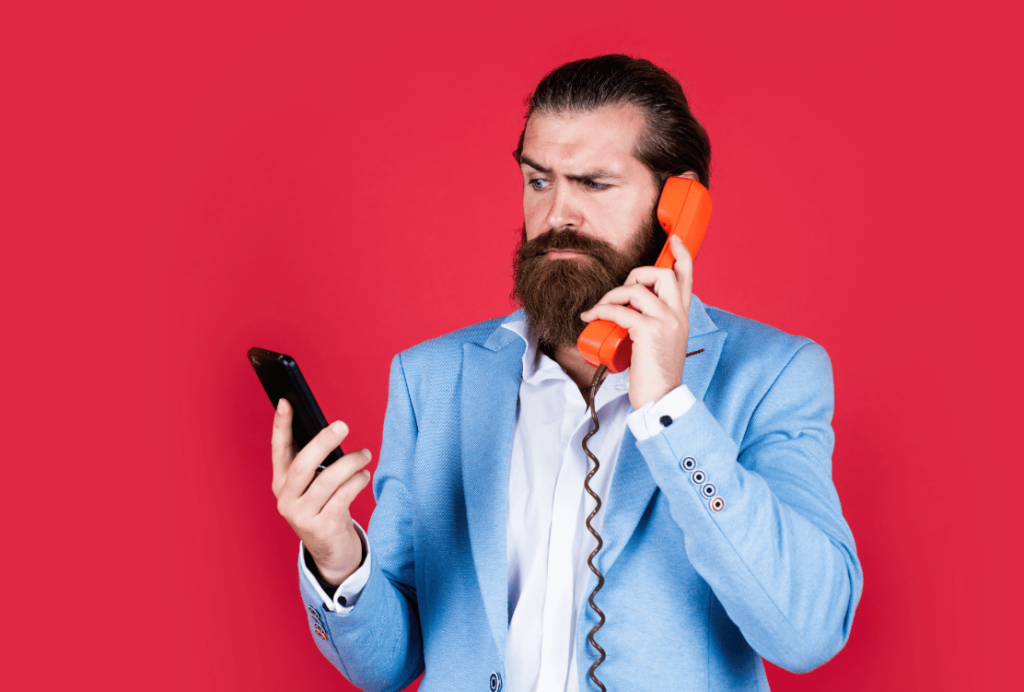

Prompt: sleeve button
xmin=702 ymin=483 xmax=717 ymax=498
xmin=682 ymin=456 xmax=696 ymax=471
xmin=691 ymin=469 xmax=706 ymax=484
xmin=710 ymin=496 xmax=725 ymax=512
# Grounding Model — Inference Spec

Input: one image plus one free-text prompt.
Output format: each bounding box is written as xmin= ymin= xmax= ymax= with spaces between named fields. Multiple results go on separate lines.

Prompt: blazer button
xmin=307 ymin=606 xmax=321 ymax=621
xmin=489 ymin=672 xmax=502 ymax=691
xmin=313 ymin=624 xmax=327 ymax=640
xmin=681 ymin=456 xmax=696 ymax=471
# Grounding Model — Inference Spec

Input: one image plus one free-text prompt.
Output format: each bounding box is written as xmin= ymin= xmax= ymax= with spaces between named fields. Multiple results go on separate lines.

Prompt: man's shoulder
xmin=704 ymin=301 xmax=809 ymax=343
xmin=701 ymin=299 xmax=831 ymax=378
xmin=395 ymin=311 xmax=518 ymax=372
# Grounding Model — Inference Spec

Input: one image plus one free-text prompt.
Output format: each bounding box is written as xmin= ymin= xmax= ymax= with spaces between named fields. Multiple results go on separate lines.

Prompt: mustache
xmin=516 ymin=228 xmax=620 ymax=264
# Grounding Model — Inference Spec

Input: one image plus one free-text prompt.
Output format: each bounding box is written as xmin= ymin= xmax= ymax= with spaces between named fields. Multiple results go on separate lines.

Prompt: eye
xmin=528 ymin=178 xmax=550 ymax=191
xmin=583 ymin=180 xmax=609 ymax=191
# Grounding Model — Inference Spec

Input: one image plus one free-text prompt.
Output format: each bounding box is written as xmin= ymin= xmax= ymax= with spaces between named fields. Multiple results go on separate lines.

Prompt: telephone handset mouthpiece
xmin=576 ymin=176 xmax=713 ymax=373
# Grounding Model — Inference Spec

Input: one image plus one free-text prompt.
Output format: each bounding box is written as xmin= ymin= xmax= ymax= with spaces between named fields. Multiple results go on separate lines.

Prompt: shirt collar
xmin=499 ymin=310 xmax=630 ymax=393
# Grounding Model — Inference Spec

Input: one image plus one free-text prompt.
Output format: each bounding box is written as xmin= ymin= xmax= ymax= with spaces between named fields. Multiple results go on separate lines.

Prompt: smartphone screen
xmin=248 ymin=347 xmax=344 ymax=471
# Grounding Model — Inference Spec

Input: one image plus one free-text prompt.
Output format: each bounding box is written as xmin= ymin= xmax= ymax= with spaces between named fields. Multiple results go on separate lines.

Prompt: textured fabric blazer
xmin=298 ymin=296 xmax=863 ymax=691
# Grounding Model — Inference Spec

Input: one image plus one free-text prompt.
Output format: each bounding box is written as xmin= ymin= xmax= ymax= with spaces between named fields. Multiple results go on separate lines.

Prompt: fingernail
xmin=361 ymin=448 xmax=372 ymax=459
xmin=331 ymin=421 xmax=347 ymax=435
xmin=276 ymin=399 xmax=286 ymax=413
xmin=362 ymin=470 xmax=371 ymax=479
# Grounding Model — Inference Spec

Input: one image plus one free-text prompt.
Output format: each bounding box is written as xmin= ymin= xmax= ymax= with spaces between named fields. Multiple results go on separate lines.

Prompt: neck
xmin=543 ymin=342 xmax=600 ymax=395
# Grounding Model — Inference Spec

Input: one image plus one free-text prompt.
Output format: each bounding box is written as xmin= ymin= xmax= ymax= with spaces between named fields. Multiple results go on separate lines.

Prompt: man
xmin=271 ymin=55 xmax=862 ymax=691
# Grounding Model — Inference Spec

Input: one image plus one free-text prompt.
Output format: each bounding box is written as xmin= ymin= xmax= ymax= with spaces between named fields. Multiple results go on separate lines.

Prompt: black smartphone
xmin=248 ymin=346 xmax=343 ymax=471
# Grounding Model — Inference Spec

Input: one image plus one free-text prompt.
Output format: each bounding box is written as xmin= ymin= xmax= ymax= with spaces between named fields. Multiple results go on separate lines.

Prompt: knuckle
xmin=309 ymin=429 xmax=329 ymax=448
xmin=276 ymin=496 xmax=290 ymax=518
xmin=294 ymin=444 xmax=320 ymax=471
xmin=316 ymin=425 xmax=342 ymax=447
xmin=347 ymin=480 xmax=369 ymax=504
xmin=293 ymin=514 xmax=314 ymax=535
xmin=326 ymin=489 xmax=352 ymax=512
xmin=341 ymin=476 xmax=369 ymax=503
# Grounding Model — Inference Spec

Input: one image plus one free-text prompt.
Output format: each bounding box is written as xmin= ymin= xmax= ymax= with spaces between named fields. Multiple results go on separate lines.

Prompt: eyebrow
xmin=519 ymin=155 xmax=622 ymax=182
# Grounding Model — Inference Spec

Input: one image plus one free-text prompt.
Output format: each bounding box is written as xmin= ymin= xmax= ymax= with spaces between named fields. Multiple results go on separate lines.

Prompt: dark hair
xmin=513 ymin=54 xmax=711 ymax=189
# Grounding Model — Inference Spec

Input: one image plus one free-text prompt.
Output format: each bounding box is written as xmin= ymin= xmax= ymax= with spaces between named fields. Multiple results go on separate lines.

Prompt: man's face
xmin=512 ymin=104 xmax=661 ymax=349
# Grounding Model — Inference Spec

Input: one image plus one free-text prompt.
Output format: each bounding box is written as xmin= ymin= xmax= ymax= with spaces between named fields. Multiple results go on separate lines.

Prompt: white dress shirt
xmin=301 ymin=314 xmax=696 ymax=692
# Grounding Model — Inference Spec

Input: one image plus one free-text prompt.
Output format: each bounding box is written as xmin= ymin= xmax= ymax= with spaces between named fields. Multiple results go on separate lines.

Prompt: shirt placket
xmin=536 ymin=384 xmax=590 ymax=689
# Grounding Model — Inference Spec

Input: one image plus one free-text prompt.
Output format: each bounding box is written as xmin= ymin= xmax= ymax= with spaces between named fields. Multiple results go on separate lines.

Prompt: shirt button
xmin=659 ymin=415 xmax=673 ymax=427
xmin=489 ymin=672 xmax=502 ymax=691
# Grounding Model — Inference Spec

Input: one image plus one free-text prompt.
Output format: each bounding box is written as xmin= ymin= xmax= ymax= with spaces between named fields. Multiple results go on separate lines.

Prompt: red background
xmin=2 ymin=1 xmax=1021 ymax=689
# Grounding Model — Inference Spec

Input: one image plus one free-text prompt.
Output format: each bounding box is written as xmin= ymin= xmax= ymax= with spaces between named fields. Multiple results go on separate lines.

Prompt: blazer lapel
xmin=461 ymin=324 xmax=525 ymax=659
xmin=598 ymin=296 xmax=728 ymax=573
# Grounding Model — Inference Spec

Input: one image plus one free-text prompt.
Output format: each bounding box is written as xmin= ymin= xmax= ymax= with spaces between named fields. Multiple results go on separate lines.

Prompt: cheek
xmin=601 ymin=204 xmax=642 ymax=242
xmin=522 ymin=199 xmax=546 ymax=238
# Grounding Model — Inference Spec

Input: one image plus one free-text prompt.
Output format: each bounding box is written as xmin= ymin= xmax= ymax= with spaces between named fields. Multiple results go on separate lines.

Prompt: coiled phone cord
xmin=581 ymin=363 xmax=610 ymax=692
xmin=579 ymin=349 xmax=704 ymax=690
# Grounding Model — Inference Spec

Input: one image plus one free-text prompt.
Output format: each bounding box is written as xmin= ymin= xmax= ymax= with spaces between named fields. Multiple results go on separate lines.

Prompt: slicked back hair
xmin=514 ymin=54 xmax=712 ymax=190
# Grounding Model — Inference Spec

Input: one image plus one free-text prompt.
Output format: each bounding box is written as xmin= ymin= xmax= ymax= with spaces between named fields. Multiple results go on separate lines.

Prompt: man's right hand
xmin=271 ymin=398 xmax=372 ymax=586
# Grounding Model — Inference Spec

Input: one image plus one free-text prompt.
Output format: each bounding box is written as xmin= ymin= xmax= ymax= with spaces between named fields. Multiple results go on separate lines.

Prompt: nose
xmin=544 ymin=183 xmax=581 ymax=230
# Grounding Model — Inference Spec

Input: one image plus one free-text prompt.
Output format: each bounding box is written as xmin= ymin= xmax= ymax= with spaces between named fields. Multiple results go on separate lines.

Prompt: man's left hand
xmin=580 ymin=234 xmax=693 ymax=409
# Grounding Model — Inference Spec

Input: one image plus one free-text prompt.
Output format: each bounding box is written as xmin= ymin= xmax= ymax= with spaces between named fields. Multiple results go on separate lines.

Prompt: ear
xmin=678 ymin=170 xmax=699 ymax=181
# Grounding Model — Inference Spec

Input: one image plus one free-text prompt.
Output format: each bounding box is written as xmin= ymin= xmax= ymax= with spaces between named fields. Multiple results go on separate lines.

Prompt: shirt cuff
xmin=627 ymin=384 xmax=698 ymax=441
xmin=299 ymin=520 xmax=372 ymax=614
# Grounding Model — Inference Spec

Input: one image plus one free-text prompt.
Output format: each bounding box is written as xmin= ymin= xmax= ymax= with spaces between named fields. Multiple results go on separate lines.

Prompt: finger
xmin=579 ymin=303 xmax=646 ymax=330
xmin=586 ymin=283 xmax=674 ymax=318
xmin=282 ymin=420 xmax=351 ymax=501
xmin=301 ymin=448 xmax=373 ymax=513
xmin=621 ymin=266 xmax=685 ymax=312
xmin=588 ymin=284 xmax=642 ymax=307
xmin=271 ymin=398 xmax=296 ymax=486
xmin=321 ymin=467 xmax=373 ymax=521
xmin=670 ymin=235 xmax=694 ymax=314
xmin=622 ymin=265 xmax=675 ymax=288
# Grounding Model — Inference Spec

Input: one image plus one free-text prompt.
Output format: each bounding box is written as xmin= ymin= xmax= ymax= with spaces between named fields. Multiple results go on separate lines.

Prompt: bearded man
xmin=269 ymin=55 xmax=863 ymax=692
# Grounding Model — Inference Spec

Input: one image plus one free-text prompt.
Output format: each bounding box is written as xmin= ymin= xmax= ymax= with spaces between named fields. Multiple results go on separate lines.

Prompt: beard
xmin=511 ymin=214 xmax=665 ymax=350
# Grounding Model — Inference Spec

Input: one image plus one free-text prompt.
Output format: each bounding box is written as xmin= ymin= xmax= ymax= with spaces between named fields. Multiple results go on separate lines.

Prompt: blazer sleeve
xmin=635 ymin=341 xmax=863 ymax=673
xmin=298 ymin=354 xmax=425 ymax=691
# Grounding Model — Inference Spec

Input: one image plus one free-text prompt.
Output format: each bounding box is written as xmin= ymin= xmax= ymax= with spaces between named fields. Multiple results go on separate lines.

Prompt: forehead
xmin=521 ymin=104 xmax=646 ymax=173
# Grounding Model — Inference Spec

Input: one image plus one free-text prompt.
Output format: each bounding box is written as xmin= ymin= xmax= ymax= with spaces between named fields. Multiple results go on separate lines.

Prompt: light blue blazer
xmin=299 ymin=296 xmax=863 ymax=691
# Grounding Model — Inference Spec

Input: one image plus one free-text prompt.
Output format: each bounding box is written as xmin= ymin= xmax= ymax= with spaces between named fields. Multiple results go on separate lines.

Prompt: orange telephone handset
xmin=577 ymin=176 xmax=712 ymax=373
